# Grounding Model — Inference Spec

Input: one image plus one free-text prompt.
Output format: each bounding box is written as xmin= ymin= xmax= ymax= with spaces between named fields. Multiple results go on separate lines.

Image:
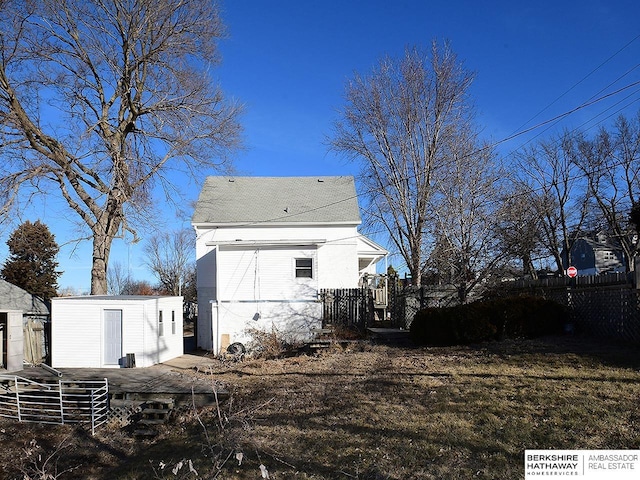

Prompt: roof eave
xmin=193 ymin=220 xmax=361 ymax=228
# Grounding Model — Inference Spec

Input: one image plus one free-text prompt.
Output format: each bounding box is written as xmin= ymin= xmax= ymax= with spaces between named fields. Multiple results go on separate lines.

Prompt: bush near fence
xmin=409 ymin=296 xmax=566 ymax=346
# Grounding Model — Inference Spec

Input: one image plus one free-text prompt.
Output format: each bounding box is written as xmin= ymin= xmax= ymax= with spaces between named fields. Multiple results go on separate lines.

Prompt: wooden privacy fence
xmin=23 ymin=318 xmax=47 ymax=365
xmin=322 ymin=274 xmax=640 ymax=342
xmin=0 ymin=375 xmax=109 ymax=435
xmin=506 ymin=272 xmax=640 ymax=344
xmin=320 ymin=288 xmax=375 ymax=328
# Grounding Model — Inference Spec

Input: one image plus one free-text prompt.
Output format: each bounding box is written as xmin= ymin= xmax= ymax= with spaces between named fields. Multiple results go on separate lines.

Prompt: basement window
xmin=295 ymin=258 xmax=313 ymax=278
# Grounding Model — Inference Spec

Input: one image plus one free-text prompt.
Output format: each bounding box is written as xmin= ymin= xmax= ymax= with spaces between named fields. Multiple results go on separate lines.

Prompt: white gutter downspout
xmin=209 ymin=300 xmax=218 ymax=355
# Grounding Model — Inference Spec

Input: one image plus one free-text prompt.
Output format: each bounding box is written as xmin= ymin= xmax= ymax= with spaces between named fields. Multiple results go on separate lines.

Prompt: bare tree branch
xmin=330 ymin=41 xmax=476 ymax=287
xmin=0 ymin=0 xmax=242 ymax=293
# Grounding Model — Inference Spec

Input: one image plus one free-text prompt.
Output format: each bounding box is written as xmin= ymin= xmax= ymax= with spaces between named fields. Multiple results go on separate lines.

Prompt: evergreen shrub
xmin=409 ymin=296 xmax=567 ymax=346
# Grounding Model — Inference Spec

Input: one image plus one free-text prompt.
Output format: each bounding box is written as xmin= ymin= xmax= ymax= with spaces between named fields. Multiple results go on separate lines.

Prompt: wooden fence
xmin=319 ymin=288 xmax=375 ymax=328
xmin=320 ymin=284 xmax=458 ymax=329
xmin=505 ymin=272 xmax=640 ymax=344
xmin=323 ymin=273 xmax=640 ymax=343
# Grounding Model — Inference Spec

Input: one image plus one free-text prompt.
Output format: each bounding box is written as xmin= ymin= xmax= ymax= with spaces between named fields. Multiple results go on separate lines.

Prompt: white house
xmin=51 ymin=296 xmax=183 ymax=368
xmin=192 ymin=176 xmax=387 ymax=353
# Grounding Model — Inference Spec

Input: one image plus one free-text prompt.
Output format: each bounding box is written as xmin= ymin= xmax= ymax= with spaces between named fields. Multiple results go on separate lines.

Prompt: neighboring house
xmin=51 ymin=296 xmax=183 ymax=368
xmin=0 ymin=279 xmax=49 ymax=317
xmin=0 ymin=279 xmax=49 ymax=372
xmin=192 ymin=176 xmax=387 ymax=353
xmin=563 ymin=232 xmax=626 ymax=275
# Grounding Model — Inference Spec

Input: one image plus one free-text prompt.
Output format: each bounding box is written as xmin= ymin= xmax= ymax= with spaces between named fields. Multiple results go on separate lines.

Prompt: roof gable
xmin=192 ymin=176 xmax=362 ymax=225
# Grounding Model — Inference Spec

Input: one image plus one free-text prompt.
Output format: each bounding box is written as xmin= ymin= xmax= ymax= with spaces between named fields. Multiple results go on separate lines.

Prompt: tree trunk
xmin=90 ymin=209 xmax=122 ymax=295
xmin=91 ymin=233 xmax=113 ymax=295
xmin=523 ymin=254 xmax=538 ymax=279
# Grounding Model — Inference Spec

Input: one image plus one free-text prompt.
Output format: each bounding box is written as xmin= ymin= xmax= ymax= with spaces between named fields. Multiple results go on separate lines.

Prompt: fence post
xmin=59 ymin=380 xmax=65 ymax=425
xmin=14 ymin=377 xmax=21 ymax=422
xmin=90 ymin=389 xmax=95 ymax=436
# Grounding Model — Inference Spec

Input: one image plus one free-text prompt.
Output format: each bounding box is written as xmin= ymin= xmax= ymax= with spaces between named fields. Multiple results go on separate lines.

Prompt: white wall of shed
xmin=149 ymin=297 xmax=184 ymax=366
xmin=51 ymin=297 xmax=183 ymax=368
xmin=52 ymin=299 xmax=103 ymax=368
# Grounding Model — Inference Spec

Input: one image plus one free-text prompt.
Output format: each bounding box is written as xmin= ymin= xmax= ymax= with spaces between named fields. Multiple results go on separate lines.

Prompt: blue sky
xmin=3 ymin=0 xmax=640 ymax=292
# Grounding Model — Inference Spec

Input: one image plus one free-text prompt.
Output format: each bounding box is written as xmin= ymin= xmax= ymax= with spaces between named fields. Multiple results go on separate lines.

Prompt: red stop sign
xmin=567 ymin=266 xmax=578 ymax=278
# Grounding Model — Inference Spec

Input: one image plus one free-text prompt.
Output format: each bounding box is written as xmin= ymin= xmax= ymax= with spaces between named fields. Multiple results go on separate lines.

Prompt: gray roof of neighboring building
xmin=192 ymin=176 xmax=362 ymax=225
xmin=0 ymin=279 xmax=49 ymax=314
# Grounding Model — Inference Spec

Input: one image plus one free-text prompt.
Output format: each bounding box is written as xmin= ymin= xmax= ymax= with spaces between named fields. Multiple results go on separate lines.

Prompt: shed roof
xmin=51 ymin=295 xmax=181 ymax=302
xmin=191 ymin=176 xmax=361 ymax=225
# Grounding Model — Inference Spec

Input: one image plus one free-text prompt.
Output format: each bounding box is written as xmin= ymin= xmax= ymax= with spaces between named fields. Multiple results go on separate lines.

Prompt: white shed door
xmin=104 ymin=309 xmax=122 ymax=365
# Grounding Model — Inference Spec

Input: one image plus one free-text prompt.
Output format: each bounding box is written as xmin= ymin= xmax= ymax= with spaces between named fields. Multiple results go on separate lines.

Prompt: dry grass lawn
xmin=1 ymin=336 xmax=639 ymax=479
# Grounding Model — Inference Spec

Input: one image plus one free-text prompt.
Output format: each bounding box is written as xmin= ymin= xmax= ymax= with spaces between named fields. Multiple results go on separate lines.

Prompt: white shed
xmin=51 ymin=296 xmax=184 ymax=368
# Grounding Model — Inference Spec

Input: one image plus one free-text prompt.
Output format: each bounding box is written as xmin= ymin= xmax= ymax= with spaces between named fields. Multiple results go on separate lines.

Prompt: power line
xmin=509 ymin=33 xmax=640 ymax=137
xmin=227 ymin=78 xmax=640 ymax=230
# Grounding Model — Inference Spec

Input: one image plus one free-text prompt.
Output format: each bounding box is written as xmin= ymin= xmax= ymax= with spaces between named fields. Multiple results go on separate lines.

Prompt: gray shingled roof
xmin=0 ymin=279 xmax=49 ymax=314
xmin=192 ymin=176 xmax=361 ymax=225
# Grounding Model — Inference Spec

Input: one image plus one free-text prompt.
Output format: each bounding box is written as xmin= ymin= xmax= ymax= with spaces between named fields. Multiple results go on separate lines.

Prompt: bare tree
xmin=514 ymin=133 xmax=589 ymax=273
xmin=569 ymin=113 xmax=640 ymax=270
xmin=428 ymin=135 xmax=503 ymax=303
xmin=0 ymin=0 xmax=242 ymax=294
xmin=330 ymin=41 xmax=475 ymax=286
xmin=143 ymin=229 xmax=194 ymax=296
xmin=107 ymin=260 xmax=130 ymax=295
xmin=494 ymin=184 xmax=545 ymax=279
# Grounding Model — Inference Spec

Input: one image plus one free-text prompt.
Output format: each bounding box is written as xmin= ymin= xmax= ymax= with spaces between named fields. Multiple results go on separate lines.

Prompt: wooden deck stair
xmin=132 ymin=398 xmax=175 ymax=438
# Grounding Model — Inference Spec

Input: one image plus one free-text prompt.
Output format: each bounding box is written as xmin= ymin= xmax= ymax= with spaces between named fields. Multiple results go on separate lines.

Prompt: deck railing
xmin=0 ymin=375 xmax=109 ymax=435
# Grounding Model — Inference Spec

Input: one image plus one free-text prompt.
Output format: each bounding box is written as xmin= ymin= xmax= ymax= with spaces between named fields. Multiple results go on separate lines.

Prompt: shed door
xmin=104 ymin=309 xmax=122 ymax=365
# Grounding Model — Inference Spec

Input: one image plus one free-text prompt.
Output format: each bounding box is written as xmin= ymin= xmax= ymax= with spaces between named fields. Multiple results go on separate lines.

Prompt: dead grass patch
xmin=1 ymin=336 xmax=639 ymax=479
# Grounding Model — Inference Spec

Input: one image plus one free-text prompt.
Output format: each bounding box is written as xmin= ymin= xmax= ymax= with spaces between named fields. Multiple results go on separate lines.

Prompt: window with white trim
xmin=159 ymin=310 xmax=164 ymax=337
xmin=295 ymin=258 xmax=313 ymax=278
xmin=171 ymin=310 xmax=176 ymax=335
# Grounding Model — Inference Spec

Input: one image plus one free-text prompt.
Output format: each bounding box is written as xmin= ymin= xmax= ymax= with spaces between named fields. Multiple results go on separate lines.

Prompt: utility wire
xmin=221 ymin=77 xmax=640 ymax=230
xmin=509 ymin=33 xmax=640 ymax=137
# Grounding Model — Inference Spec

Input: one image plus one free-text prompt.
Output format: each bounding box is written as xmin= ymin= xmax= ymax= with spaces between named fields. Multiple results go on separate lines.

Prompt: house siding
xmin=192 ymin=176 xmax=387 ymax=353
xmin=317 ymin=241 xmax=359 ymax=288
xmin=195 ymin=226 xmax=361 ymax=352
xmin=51 ymin=296 xmax=183 ymax=368
xmin=218 ymin=246 xmax=318 ymax=301
xmin=568 ymin=238 xmax=626 ymax=275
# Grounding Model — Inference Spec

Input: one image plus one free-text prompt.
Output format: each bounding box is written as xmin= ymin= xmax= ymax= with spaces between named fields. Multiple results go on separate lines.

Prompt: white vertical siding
xmin=194 ymin=223 xmax=385 ymax=353
xmin=5 ymin=311 xmax=24 ymax=372
xmin=218 ymin=246 xmax=318 ymax=302
xmin=152 ymin=297 xmax=184 ymax=365
xmin=52 ymin=299 xmax=103 ymax=368
xmin=51 ymin=296 xmax=183 ymax=368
